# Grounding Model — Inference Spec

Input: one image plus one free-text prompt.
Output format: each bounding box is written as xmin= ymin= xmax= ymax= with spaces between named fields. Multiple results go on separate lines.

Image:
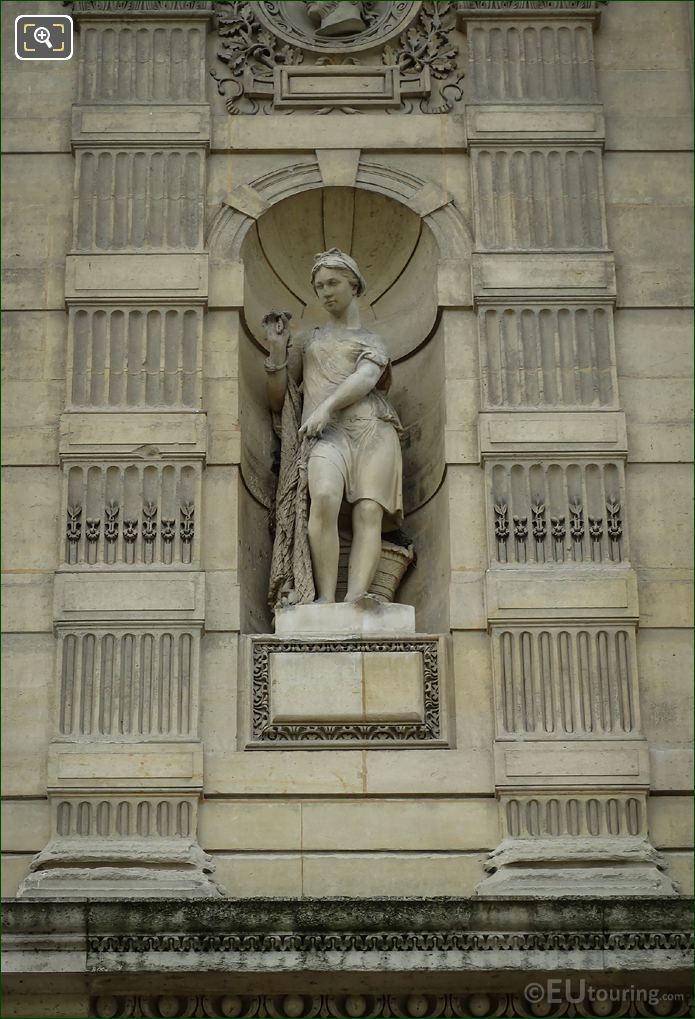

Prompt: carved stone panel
xmin=486 ymin=458 xmax=626 ymax=565
xmin=77 ymin=20 xmax=209 ymax=102
xmin=68 ymin=306 xmax=203 ymax=409
xmin=465 ymin=19 xmax=597 ymax=103
xmin=501 ymin=791 xmax=647 ymax=839
xmin=478 ymin=304 xmax=617 ymax=409
xmin=211 ymin=1 xmax=464 ymax=115
xmin=247 ymin=636 xmax=446 ymax=747
xmin=62 ymin=461 xmax=200 ymax=567
xmin=74 ymin=149 xmax=205 ymax=252
xmin=56 ymin=626 xmax=201 ymax=740
xmin=472 ymin=147 xmax=606 ymax=251
xmin=491 ymin=624 xmax=640 ymax=738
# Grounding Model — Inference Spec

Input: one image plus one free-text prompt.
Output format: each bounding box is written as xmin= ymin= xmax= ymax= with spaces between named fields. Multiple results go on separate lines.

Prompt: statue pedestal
xmin=245 ymin=603 xmax=446 ymax=748
xmin=275 ymin=599 xmax=415 ymax=636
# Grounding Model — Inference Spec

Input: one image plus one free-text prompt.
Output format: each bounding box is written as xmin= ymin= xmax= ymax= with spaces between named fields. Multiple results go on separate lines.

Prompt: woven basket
xmin=336 ymin=537 xmax=414 ymax=602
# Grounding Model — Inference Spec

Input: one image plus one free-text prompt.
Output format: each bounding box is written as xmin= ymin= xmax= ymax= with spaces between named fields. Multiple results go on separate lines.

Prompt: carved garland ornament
xmin=211 ymin=1 xmax=463 ymax=114
xmin=251 ymin=639 xmax=441 ymax=745
xmin=89 ymin=988 xmax=694 ymax=1019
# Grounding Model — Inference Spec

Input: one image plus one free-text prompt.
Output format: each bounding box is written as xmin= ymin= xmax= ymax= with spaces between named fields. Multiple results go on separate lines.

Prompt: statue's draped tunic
xmin=302 ymin=326 xmax=403 ymax=528
xmin=268 ymin=325 xmax=403 ymax=608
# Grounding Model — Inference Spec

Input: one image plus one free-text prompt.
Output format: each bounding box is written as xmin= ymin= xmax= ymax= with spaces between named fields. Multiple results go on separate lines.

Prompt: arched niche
xmin=210 ymin=175 xmax=471 ymax=633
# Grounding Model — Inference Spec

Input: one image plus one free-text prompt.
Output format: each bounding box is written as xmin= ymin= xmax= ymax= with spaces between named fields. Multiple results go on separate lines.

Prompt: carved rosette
xmin=211 ymin=1 xmax=464 ymax=115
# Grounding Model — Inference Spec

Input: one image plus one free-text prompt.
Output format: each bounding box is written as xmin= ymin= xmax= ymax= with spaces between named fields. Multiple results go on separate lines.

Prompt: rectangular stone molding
xmin=485 ymin=458 xmax=627 ymax=565
xmin=73 ymin=104 xmax=211 ymax=144
xmin=485 ymin=567 xmax=639 ymax=622
xmin=55 ymin=626 xmax=201 ymax=740
xmin=73 ymin=149 xmax=206 ymax=251
xmin=61 ymin=460 xmax=201 ymax=567
xmin=77 ymin=18 xmax=209 ymax=103
xmin=60 ymin=413 xmax=207 ymax=455
xmin=54 ymin=572 xmax=205 ymax=624
xmin=65 ymin=254 xmax=209 ymax=300
xmin=494 ymin=741 xmax=650 ymax=787
xmin=471 ymin=147 xmax=607 ymax=250
xmin=479 ymin=412 xmax=627 ymax=452
xmin=478 ymin=304 xmax=618 ymax=409
xmin=472 ymin=253 xmax=616 ymax=300
xmin=490 ymin=623 xmax=641 ymax=737
xmin=466 ymin=105 xmax=605 ymax=143
xmin=67 ymin=305 xmax=203 ymax=409
xmin=244 ymin=636 xmax=447 ymax=749
xmin=463 ymin=19 xmax=598 ymax=103
xmin=48 ymin=743 xmax=203 ymax=790
xmin=273 ymin=66 xmax=404 ymax=109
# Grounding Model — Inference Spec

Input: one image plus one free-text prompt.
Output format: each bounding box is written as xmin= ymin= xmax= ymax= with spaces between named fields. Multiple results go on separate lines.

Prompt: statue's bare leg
xmin=346 ymin=499 xmax=383 ymax=602
xmin=307 ymin=458 xmax=344 ymax=603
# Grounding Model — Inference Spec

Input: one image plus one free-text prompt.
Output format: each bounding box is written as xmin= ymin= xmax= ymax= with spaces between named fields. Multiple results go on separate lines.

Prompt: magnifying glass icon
xmin=34 ymin=26 xmax=53 ymax=49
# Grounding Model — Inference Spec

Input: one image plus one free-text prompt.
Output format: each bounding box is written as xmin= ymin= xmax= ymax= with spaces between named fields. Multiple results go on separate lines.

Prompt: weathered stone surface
xmin=477 ymin=836 xmax=679 ymax=897
xmin=0 ymin=0 xmax=692 ymax=979
xmin=275 ymin=601 xmax=415 ymax=636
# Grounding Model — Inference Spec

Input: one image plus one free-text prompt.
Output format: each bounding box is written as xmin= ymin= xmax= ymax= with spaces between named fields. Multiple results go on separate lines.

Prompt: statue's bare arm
xmin=298 ymin=360 xmax=382 ymax=439
xmin=263 ymin=312 xmax=303 ymax=413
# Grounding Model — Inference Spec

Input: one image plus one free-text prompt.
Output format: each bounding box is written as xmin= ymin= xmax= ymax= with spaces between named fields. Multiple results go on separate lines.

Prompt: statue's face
xmin=313 ymin=267 xmax=356 ymax=316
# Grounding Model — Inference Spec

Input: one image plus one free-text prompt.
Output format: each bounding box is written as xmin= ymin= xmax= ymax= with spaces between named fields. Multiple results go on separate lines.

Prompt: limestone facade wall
xmin=2 ymin=0 xmax=693 ymax=901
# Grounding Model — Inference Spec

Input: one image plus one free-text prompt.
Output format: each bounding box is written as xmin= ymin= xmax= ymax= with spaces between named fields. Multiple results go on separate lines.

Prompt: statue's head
xmin=310 ymin=248 xmax=366 ymax=300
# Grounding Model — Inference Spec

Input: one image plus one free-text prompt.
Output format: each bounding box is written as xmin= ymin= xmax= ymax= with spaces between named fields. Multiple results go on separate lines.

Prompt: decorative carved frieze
xmin=211 ymin=1 xmax=464 ymax=115
xmin=63 ymin=462 xmax=199 ymax=566
xmin=87 ymin=928 xmax=693 ymax=955
xmin=74 ymin=150 xmax=205 ymax=252
xmin=502 ymin=792 xmax=647 ymax=838
xmin=488 ymin=459 xmax=625 ymax=564
xmin=492 ymin=625 xmax=639 ymax=737
xmin=87 ymin=989 xmax=693 ymax=1019
xmin=479 ymin=304 xmax=617 ymax=409
xmin=472 ymin=147 xmax=606 ymax=251
xmin=57 ymin=627 xmax=200 ymax=738
xmin=458 ymin=1 xmax=605 ymax=15
xmin=54 ymin=795 xmax=197 ymax=837
xmin=71 ymin=1 xmax=214 ymax=13
xmin=69 ymin=305 xmax=203 ymax=408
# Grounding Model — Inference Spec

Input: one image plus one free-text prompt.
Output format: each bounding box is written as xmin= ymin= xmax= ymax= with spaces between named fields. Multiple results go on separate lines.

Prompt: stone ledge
xmin=2 ymin=896 xmax=692 ymax=980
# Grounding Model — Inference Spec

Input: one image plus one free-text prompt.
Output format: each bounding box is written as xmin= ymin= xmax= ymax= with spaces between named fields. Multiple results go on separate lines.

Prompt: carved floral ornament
xmin=211 ymin=1 xmax=464 ymax=115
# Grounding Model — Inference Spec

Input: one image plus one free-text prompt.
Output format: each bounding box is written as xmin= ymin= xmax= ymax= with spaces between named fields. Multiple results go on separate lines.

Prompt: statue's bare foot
xmin=314 ymin=596 xmax=332 ymax=604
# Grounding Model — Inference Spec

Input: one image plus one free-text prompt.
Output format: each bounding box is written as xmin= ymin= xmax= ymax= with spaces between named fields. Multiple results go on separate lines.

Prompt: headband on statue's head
xmin=310 ymin=248 xmax=367 ymax=297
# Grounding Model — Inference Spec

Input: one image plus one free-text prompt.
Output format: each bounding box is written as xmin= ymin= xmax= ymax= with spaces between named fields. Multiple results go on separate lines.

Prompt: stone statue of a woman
xmin=264 ymin=248 xmax=403 ymax=608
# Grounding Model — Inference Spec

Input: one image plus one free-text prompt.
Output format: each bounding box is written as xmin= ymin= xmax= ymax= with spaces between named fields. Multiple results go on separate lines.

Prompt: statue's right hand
xmin=262 ymin=310 xmax=292 ymax=358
